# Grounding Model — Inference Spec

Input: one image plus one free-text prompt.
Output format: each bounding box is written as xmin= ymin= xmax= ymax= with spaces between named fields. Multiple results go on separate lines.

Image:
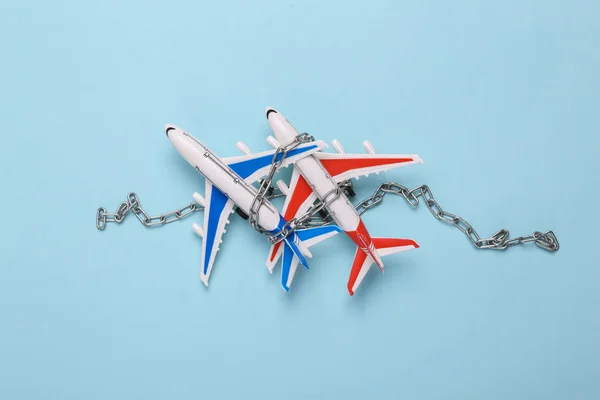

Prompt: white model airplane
xmin=165 ymin=124 xmax=342 ymax=288
xmin=265 ymin=107 xmax=423 ymax=295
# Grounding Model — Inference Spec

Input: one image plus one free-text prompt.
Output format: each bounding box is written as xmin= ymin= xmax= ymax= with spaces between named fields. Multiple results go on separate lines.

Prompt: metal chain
xmin=296 ymin=180 xmax=354 ymax=228
xmin=353 ymin=182 xmax=559 ymax=252
xmin=95 ymin=138 xmax=559 ymax=253
xmin=267 ymin=183 xmax=345 ymax=244
xmin=96 ymin=193 xmax=202 ymax=230
xmin=248 ymin=133 xmax=314 ymax=236
xmin=94 ymin=134 xmax=313 ymax=233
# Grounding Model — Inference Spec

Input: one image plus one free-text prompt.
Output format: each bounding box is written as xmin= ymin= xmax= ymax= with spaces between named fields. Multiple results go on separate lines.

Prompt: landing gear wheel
xmin=235 ymin=207 xmax=249 ymax=220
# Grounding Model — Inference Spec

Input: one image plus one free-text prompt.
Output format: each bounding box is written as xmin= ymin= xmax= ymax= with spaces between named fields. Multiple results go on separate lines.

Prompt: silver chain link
xmin=248 ymin=133 xmax=314 ymax=238
xmin=96 ymin=193 xmax=202 ymax=230
xmin=267 ymin=183 xmax=345 ymax=243
xmin=353 ymin=182 xmax=559 ymax=252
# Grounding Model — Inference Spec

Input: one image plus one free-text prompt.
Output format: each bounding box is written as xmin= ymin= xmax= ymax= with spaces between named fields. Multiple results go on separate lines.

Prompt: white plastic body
xmin=266 ymin=109 xmax=361 ymax=232
xmin=297 ymin=241 xmax=313 ymax=258
xmin=331 ymin=139 xmax=345 ymax=154
xmin=167 ymin=127 xmax=282 ymax=231
xmin=192 ymin=192 xmax=206 ymax=207
xmin=236 ymin=141 xmax=251 ymax=155
xmin=192 ymin=222 xmax=204 ymax=237
xmin=275 ymin=179 xmax=289 ymax=196
xmin=266 ymin=135 xmax=281 ymax=149
xmin=362 ymin=140 xmax=376 ymax=155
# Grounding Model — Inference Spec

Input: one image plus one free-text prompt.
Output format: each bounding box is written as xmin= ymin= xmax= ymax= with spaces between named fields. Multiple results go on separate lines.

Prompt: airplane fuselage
xmin=293 ymin=155 xmax=361 ymax=231
xmin=167 ymin=127 xmax=283 ymax=233
xmin=266 ymin=110 xmax=382 ymax=266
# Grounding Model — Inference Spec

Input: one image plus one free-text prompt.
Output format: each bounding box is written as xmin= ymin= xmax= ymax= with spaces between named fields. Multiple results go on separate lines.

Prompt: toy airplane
xmin=165 ymin=125 xmax=342 ymax=287
xmin=264 ymin=107 xmax=423 ymax=295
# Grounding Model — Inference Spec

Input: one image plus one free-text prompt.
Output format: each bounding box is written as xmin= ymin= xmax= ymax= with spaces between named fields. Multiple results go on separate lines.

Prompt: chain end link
xmin=535 ymin=231 xmax=560 ymax=252
xmin=96 ymin=208 xmax=107 ymax=230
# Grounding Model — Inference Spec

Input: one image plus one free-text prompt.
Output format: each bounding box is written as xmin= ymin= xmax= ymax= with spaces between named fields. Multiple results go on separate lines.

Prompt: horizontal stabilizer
xmin=276 ymin=225 xmax=342 ymax=291
xmin=348 ymin=238 xmax=418 ymax=296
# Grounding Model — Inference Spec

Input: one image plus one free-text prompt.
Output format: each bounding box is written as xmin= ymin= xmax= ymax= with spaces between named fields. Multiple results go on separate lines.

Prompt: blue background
xmin=1 ymin=1 xmax=598 ymax=399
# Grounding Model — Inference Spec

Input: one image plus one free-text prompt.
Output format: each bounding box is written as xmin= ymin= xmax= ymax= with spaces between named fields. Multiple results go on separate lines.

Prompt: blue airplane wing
xmin=223 ymin=140 xmax=327 ymax=184
xmin=199 ymin=180 xmax=235 ymax=286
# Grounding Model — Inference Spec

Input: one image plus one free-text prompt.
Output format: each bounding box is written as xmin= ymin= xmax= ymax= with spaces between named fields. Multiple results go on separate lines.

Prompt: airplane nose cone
xmin=165 ymin=124 xmax=176 ymax=137
xmin=265 ymin=106 xmax=278 ymax=119
xmin=265 ymin=107 xmax=299 ymax=145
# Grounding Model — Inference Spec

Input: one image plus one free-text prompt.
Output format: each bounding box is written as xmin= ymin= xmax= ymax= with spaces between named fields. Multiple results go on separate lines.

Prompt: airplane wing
xmin=266 ymin=166 xmax=318 ymax=271
xmin=224 ymin=140 xmax=327 ymax=185
xmin=199 ymin=141 xmax=326 ymax=286
xmin=199 ymin=180 xmax=236 ymax=286
xmin=348 ymin=238 xmax=418 ymax=295
xmin=266 ymin=151 xmax=422 ymax=270
xmin=313 ymin=152 xmax=423 ymax=183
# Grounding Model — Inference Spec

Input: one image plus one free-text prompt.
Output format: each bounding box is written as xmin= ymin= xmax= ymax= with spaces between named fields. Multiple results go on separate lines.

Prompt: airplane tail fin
xmin=348 ymin=237 xmax=419 ymax=296
xmin=283 ymin=235 xmax=308 ymax=269
xmin=274 ymin=225 xmax=342 ymax=291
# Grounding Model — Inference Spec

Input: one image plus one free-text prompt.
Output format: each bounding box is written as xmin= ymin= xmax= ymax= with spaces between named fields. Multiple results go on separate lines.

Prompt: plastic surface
xmin=166 ymin=124 xmax=334 ymax=288
xmin=275 ymin=179 xmax=289 ymax=195
xmin=191 ymin=222 xmax=204 ymax=238
xmin=331 ymin=139 xmax=345 ymax=154
xmin=362 ymin=140 xmax=376 ymax=155
xmin=265 ymin=107 xmax=423 ymax=295
xmin=236 ymin=141 xmax=251 ymax=155
xmin=192 ymin=192 xmax=206 ymax=206
xmin=266 ymin=135 xmax=281 ymax=149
